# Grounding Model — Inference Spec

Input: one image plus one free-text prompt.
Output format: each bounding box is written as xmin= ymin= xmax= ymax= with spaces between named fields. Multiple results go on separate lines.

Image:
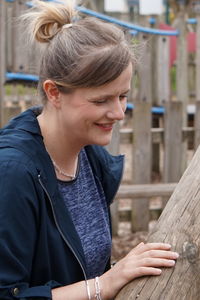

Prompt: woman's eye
xmin=119 ymin=95 xmax=128 ymax=101
xmin=93 ymin=99 xmax=108 ymax=104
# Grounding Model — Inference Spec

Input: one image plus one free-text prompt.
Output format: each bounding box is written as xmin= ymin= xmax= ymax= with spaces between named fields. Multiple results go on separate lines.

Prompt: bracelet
xmin=85 ymin=280 xmax=91 ymax=300
xmin=94 ymin=277 xmax=102 ymax=300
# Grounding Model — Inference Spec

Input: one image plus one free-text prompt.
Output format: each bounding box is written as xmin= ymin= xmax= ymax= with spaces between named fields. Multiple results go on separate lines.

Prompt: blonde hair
xmin=21 ymin=0 xmax=134 ymax=103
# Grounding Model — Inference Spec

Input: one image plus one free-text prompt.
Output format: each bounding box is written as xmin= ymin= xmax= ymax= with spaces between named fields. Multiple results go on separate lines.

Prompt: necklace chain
xmin=52 ymin=159 xmax=76 ymax=179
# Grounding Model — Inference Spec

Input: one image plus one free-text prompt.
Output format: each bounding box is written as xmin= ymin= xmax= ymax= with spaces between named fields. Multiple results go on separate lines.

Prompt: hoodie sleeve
xmin=0 ymin=158 xmax=59 ymax=300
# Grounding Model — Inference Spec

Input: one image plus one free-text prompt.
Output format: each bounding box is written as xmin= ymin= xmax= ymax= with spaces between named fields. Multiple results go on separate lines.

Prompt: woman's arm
xmin=52 ymin=242 xmax=179 ymax=300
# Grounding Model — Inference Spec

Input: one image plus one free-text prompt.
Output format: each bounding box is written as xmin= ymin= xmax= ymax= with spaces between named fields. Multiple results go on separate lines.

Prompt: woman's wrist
xmin=99 ymin=270 xmax=124 ymax=300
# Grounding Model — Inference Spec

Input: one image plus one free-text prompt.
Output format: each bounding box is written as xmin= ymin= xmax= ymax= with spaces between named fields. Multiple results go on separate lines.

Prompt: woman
xmin=0 ymin=1 xmax=179 ymax=299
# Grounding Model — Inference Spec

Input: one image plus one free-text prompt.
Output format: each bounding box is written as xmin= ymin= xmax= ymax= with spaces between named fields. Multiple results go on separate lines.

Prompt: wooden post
xmin=0 ymin=0 xmax=6 ymax=127
xmin=116 ymin=143 xmax=200 ymax=300
xmin=132 ymin=101 xmax=152 ymax=231
xmin=195 ymin=16 xmax=200 ymax=149
xmin=163 ymin=101 xmax=183 ymax=183
xmin=175 ymin=9 xmax=188 ymax=174
xmin=152 ymin=35 xmax=170 ymax=177
xmin=156 ymin=36 xmax=170 ymax=106
xmin=2 ymin=106 xmax=22 ymax=127
xmin=12 ymin=0 xmax=29 ymax=73
xmin=106 ymin=123 xmax=120 ymax=236
xmin=163 ymin=101 xmax=182 ymax=208
xmin=131 ymin=33 xmax=152 ymax=231
xmin=194 ymin=101 xmax=200 ymax=150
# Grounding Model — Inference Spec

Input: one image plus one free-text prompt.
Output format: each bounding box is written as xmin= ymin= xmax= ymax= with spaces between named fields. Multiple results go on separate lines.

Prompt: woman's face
xmin=58 ymin=63 xmax=133 ymax=148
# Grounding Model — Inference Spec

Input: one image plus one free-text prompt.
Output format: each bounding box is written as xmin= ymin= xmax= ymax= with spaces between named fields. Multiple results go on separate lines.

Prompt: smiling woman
xmin=0 ymin=1 xmax=179 ymax=300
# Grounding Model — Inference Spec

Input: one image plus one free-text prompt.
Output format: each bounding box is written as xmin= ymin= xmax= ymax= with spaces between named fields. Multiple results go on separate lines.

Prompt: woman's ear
xmin=43 ymin=80 xmax=61 ymax=108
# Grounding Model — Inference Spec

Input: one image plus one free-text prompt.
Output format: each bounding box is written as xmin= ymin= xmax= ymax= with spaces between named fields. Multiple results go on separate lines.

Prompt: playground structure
xmin=1 ymin=0 xmax=200 ymax=236
xmin=116 ymin=142 xmax=200 ymax=299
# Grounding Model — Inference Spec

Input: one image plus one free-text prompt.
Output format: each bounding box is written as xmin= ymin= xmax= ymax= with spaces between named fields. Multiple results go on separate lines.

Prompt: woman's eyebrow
xmin=87 ymin=89 xmax=130 ymax=101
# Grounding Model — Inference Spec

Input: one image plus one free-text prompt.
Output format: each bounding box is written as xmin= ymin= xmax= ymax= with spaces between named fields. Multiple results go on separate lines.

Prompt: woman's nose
xmin=106 ymin=99 xmax=126 ymax=120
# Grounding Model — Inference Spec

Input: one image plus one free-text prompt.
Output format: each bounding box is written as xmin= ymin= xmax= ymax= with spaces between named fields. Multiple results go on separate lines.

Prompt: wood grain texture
xmin=163 ymin=101 xmax=183 ymax=183
xmin=115 ymin=144 xmax=200 ymax=300
xmin=117 ymin=183 xmax=176 ymax=199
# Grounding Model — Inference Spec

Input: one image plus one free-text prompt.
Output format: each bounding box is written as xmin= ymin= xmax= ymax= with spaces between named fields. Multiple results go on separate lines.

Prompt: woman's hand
xmin=101 ymin=242 xmax=179 ymax=300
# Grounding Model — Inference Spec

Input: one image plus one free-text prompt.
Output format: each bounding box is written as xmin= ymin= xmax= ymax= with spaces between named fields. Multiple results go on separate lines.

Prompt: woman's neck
xmin=37 ymin=110 xmax=80 ymax=179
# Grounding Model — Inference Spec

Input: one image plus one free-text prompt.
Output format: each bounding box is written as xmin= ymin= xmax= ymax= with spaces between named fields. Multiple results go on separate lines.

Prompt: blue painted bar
xmin=126 ymin=103 xmax=195 ymax=115
xmin=149 ymin=17 xmax=156 ymax=25
xmin=6 ymin=72 xmax=39 ymax=82
xmin=26 ymin=1 xmax=179 ymax=36
xmin=129 ymin=30 xmax=138 ymax=36
xmin=187 ymin=18 xmax=197 ymax=24
xmin=7 ymin=0 xmax=200 ymax=29
xmin=76 ymin=7 xmax=179 ymax=36
xmin=126 ymin=103 xmax=165 ymax=115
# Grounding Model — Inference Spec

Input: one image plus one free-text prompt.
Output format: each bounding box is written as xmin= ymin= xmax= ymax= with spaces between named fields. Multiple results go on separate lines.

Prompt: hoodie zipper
xmin=38 ymin=174 xmax=88 ymax=281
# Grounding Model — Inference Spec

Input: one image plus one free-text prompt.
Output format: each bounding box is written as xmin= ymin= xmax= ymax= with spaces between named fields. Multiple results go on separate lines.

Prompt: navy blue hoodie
xmin=0 ymin=107 xmax=124 ymax=299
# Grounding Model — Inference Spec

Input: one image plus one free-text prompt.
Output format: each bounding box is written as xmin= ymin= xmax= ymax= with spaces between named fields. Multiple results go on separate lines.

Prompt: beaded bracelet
xmin=94 ymin=277 xmax=102 ymax=300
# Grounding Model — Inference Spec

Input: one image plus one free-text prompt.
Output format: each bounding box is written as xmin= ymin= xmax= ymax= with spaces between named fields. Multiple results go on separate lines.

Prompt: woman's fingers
xmin=130 ymin=242 xmax=172 ymax=255
xmin=138 ymin=257 xmax=176 ymax=268
xmin=110 ymin=242 xmax=179 ymax=285
xmin=140 ymin=249 xmax=179 ymax=260
xmin=135 ymin=267 xmax=162 ymax=277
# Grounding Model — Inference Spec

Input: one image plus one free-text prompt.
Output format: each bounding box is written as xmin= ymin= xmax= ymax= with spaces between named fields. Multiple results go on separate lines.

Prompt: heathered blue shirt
xmin=58 ymin=148 xmax=112 ymax=279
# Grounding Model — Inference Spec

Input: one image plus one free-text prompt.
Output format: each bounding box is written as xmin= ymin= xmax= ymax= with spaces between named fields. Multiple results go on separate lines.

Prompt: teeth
xmin=100 ymin=124 xmax=112 ymax=127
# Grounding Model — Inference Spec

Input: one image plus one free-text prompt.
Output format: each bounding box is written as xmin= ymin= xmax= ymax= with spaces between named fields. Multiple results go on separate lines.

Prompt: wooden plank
xmin=116 ymin=183 xmax=176 ymax=199
xmin=176 ymin=13 xmax=188 ymax=174
xmin=6 ymin=1 xmax=14 ymax=71
xmin=106 ymin=123 xmax=120 ymax=236
xmin=12 ymin=0 xmax=29 ymax=73
xmin=194 ymin=101 xmax=200 ymax=150
xmin=116 ymin=143 xmax=200 ymax=300
xmin=0 ymin=0 xmax=6 ymax=127
xmin=163 ymin=101 xmax=183 ymax=183
xmin=131 ymin=34 xmax=153 ymax=231
xmin=195 ymin=16 xmax=200 ymax=150
xmin=156 ymin=36 xmax=170 ymax=105
xmin=2 ymin=106 xmax=22 ymax=127
xmin=195 ymin=16 xmax=200 ymax=101
xmin=120 ymin=127 xmax=194 ymax=145
xmin=137 ymin=34 xmax=152 ymax=104
xmin=132 ymin=101 xmax=152 ymax=231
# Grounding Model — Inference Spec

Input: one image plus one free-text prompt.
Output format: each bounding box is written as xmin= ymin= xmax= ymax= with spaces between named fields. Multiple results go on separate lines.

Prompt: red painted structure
xmin=159 ymin=23 xmax=196 ymax=66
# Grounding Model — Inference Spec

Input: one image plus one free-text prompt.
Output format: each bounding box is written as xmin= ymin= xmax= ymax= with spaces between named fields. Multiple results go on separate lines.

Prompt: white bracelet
xmin=85 ymin=280 xmax=91 ymax=300
xmin=94 ymin=277 xmax=102 ymax=300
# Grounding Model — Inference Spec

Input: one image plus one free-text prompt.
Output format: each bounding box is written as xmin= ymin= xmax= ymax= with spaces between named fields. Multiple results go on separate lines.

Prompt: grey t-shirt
xmin=58 ymin=149 xmax=112 ymax=279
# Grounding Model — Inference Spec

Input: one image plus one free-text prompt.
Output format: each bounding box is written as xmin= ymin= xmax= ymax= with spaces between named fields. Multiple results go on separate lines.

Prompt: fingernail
xmin=174 ymin=252 xmax=179 ymax=258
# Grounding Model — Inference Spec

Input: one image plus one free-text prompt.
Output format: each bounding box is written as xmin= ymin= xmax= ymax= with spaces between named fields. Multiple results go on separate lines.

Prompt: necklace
xmin=52 ymin=159 xmax=76 ymax=180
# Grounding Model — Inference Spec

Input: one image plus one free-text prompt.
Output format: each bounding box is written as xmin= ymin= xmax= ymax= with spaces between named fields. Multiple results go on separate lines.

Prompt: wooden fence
xmin=1 ymin=0 xmax=200 ymax=235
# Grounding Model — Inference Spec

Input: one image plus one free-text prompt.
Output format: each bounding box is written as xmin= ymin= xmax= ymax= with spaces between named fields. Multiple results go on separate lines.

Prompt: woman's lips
xmin=95 ymin=123 xmax=114 ymax=131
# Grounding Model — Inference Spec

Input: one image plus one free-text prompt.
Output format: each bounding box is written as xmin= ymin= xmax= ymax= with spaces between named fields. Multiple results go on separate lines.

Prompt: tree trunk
xmin=115 ymin=145 xmax=200 ymax=300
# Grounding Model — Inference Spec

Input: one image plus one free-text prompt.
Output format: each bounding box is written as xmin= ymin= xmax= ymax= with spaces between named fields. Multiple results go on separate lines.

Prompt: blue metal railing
xmin=6 ymin=72 xmax=39 ymax=82
xmin=25 ymin=0 xmax=179 ymax=36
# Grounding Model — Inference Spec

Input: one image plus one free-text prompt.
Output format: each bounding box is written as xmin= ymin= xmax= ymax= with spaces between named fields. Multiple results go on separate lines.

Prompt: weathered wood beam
xmin=115 ymin=144 xmax=200 ymax=300
xmin=120 ymin=127 xmax=194 ymax=144
xmin=116 ymin=183 xmax=176 ymax=199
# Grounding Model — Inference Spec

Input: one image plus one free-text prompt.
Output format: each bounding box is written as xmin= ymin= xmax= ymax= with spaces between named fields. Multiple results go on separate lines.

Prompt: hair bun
xmin=20 ymin=0 xmax=76 ymax=43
